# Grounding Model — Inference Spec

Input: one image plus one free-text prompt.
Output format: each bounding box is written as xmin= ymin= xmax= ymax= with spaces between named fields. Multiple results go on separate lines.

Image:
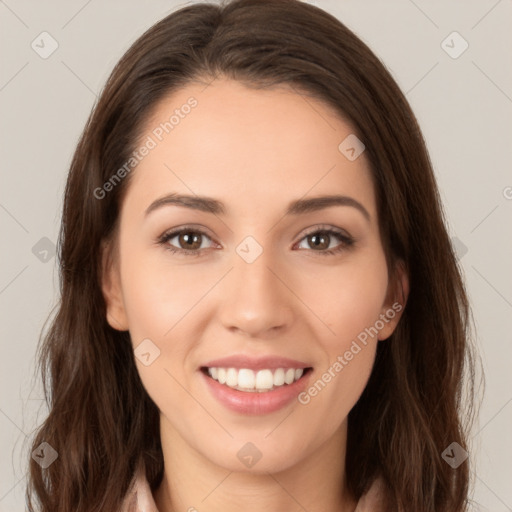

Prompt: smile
xmin=199 ymin=355 xmax=314 ymax=414
xmin=203 ymin=367 xmax=310 ymax=392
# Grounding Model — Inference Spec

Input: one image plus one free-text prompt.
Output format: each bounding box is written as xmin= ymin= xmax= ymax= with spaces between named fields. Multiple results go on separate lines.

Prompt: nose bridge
xmin=217 ymin=237 xmax=294 ymax=336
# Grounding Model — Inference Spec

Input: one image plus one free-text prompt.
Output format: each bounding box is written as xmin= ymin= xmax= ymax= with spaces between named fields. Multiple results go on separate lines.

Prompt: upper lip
xmin=201 ymin=355 xmax=312 ymax=371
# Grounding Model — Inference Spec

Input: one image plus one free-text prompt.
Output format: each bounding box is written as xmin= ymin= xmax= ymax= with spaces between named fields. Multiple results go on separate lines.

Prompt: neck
xmin=153 ymin=415 xmax=358 ymax=512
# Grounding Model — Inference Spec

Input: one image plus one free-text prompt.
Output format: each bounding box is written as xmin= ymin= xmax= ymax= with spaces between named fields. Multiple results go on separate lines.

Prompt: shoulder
xmin=119 ymin=463 xmax=160 ymax=512
xmin=354 ymin=476 xmax=389 ymax=512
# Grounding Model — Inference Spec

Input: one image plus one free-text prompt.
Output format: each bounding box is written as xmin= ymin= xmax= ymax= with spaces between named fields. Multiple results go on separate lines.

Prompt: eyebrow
xmin=144 ymin=193 xmax=371 ymax=221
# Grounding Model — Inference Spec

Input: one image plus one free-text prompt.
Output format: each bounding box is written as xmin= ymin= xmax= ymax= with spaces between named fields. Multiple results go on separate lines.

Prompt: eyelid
xmin=295 ymin=223 xmax=352 ymax=242
xmin=159 ymin=224 xmax=216 ymax=240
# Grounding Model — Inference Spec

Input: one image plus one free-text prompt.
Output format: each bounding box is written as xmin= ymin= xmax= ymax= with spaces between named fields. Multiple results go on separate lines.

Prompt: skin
xmin=101 ymin=78 xmax=408 ymax=512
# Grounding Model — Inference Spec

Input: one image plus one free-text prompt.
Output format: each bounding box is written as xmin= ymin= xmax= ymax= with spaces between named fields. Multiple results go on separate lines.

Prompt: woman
xmin=26 ymin=0 xmax=478 ymax=511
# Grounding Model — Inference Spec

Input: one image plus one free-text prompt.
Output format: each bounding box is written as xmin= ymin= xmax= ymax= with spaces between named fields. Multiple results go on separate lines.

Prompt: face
xmin=102 ymin=78 xmax=407 ymax=474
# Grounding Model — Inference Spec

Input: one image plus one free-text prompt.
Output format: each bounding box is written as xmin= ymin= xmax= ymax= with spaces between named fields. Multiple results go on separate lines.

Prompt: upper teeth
xmin=207 ymin=367 xmax=305 ymax=392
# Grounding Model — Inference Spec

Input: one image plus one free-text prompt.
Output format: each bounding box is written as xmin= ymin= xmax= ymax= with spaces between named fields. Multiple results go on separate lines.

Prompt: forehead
xmin=123 ymin=78 xmax=376 ymax=220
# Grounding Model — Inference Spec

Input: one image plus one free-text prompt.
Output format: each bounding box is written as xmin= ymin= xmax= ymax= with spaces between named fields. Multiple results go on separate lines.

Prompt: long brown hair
xmin=26 ymin=1 xmax=480 ymax=510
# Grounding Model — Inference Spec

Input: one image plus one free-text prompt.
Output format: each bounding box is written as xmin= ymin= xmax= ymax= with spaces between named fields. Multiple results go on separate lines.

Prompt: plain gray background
xmin=1 ymin=0 xmax=511 ymax=510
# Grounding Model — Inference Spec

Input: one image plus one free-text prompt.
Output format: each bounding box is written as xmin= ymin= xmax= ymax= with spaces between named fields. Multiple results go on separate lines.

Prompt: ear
xmin=100 ymin=238 xmax=129 ymax=331
xmin=378 ymin=260 xmax=409 ymax=341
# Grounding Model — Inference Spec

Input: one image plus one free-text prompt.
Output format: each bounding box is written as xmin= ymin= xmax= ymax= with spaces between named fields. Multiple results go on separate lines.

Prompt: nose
xmin=217 ymin=245 xmax=295 ymax=338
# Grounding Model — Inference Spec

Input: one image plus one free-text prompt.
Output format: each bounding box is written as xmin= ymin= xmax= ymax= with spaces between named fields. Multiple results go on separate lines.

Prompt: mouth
xmin=200 ymin=366 xmax=313 ymax=393
xmin=199 ymin=355 xmax=314 ymax=414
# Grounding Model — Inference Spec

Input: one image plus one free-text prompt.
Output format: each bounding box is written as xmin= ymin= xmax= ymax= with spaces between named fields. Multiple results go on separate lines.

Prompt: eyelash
xmin=156 ymin=224 xmax=355 ymax=258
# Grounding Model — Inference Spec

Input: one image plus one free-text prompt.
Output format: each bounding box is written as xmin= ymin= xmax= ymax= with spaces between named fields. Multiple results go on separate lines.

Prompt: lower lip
xmin=201 ymin=370 xmax=312 ymax=415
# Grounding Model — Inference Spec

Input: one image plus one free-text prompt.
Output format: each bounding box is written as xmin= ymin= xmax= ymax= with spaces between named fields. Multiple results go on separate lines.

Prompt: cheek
xmin=294 ymin=252 xmax=388 ymax=414
xmin=119 ymin=245 xmax=212 ymax=343
xmin=296 ymin=252 xmax=389 ymax=347
xmin=119 ymin=251 xmax=206 ymax=419
xmin=297 ymin=342 xmax=376 ymax=446
xmin=118 ymin=245 xmax=217 ymax=410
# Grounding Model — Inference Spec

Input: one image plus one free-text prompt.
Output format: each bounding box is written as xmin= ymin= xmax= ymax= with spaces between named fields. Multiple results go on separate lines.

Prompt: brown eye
xmin=306 ymin=232 xmax=331 ymax=250
xmin=177 ymin=231 xmax=203 ymax=250
xmin=296 ymin=227 xmax=355 ymax=256
xmin=159 ymin=228 xmax=215 ymax=256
